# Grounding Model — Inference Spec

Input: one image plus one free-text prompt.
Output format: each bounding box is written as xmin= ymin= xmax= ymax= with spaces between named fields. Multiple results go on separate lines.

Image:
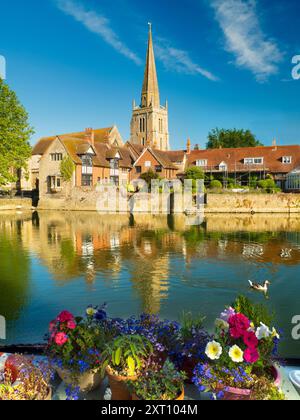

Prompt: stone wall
xmin=206 ymin=193 xmax=300 ymax=213
xmin=0 ymin=198 xmax=32 ymax=211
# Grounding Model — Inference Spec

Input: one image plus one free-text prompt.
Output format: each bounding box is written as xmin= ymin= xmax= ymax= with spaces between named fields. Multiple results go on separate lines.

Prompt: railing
xmin=198 ymin=164 xmax=267 ymax=173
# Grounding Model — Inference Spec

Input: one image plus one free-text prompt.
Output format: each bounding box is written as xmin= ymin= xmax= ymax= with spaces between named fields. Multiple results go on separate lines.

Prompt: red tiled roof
xmin=187 ymin=145 xmax=300 ymax=173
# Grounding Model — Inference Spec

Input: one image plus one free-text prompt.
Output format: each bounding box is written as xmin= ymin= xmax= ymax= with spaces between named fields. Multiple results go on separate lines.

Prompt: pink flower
xmin=57 ymin=311 xmax=74 ymax=323
xmin=49 ymin=320 xmax=57 ymax=333
xmin=244 ymin=347 xmax=259 ymax=364
xmin=243 ymin=331 xmax=258 ymax=348
xmin=67 ymin=320 xmax=76 ymax=330
xmin=229 ymin=314 xmax=251 ymax=339
xmin=54 ymin=332 xmax=68 ymax=346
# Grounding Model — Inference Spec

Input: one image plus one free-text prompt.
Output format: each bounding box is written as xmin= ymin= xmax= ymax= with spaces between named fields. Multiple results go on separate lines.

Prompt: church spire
xmin=141 ymin=23 xmax=160 ymax=109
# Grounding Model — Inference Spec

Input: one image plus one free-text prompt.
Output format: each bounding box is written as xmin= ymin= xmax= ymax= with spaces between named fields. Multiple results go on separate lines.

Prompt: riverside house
xmin=186 ymin=141 xmax=300 ymax=190
xmin=33 ymin=126 xmax=132 ymax=198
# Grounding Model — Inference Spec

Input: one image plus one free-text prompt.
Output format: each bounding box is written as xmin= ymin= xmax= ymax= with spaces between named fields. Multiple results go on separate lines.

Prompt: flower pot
xmin=132 ymin=388 xmax=185 ymax=401
xmin=217 ymin=366 xmax=281 ymax=401
xmin=106 ymin=366 xmax=137 ymax=401
xmin=182 ymin=358 xmax=198 ymax=384
xmin=56 ymin=368 xmax=102 ymax=393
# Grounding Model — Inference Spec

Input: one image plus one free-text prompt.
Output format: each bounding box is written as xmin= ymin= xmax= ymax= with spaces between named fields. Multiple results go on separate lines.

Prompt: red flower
xmin=54 ymin=332 xmax=68 ymax=346
xmin=57 ymin=311 xmax=74 ymax=323
xmin=229 ymin=314 xmax=250 ymax=338
xmin=244 ymin=347 xmax=259 ymax=364
xmin=49 ymin=320 xmax=57 ymax=333
xmin=67 ymin=320 xmax=76 ymax=330
xmin=243 ymin=331 xmax=258 ymax=348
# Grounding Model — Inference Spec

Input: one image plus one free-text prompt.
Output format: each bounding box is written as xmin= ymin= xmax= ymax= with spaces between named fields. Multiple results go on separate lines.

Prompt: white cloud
xmin=155 ymin=39 xmax=219 ymax=82
xmin=56 ymin=0 xmax=142 ymax=65
xmin=211 ymin=0 xmax=283 ymax=81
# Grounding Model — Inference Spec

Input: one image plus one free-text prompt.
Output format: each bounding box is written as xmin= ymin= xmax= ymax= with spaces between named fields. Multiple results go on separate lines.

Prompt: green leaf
xmin=127 ymin=356 xmax=135 ymax=376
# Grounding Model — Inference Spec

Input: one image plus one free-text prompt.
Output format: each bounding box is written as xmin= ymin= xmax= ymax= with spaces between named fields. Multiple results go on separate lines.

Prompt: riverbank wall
xmin=37 ymin=192 xmax=300 ymax=214
xmin=0 ymin=198 xmax=32 ymax=211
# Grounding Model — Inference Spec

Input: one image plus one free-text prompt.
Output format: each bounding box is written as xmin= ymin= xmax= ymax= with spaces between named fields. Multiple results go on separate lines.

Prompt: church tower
xmin=130 ymin=24 xmax=170 ymax=151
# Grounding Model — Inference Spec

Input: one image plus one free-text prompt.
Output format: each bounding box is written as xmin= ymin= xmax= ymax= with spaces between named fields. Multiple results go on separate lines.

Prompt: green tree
xmin=60 ymin=156 xmax=75 ymax=181
xmin=0 ymin=79 xmax=33 ymax=185
xmin=209 ymin=179 xmax=223 ymax=189
xmin=184 ymin=166 xmax=204 ymax=180
xmin=140 ymin=169 xmax=160 ymax=187
xmin=206 ymin=128 xmax=262 ymax=149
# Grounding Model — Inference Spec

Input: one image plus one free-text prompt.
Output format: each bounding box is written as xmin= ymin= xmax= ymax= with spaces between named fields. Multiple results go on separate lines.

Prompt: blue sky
xmin=1 ymin=0 xmax=300 ymax=149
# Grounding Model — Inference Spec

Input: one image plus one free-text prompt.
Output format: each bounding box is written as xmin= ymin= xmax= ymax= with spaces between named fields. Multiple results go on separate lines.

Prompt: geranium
xmin=54 ymin=332 xmax=68 ymax=346
xmin=244 ymin=347 xmax=259 ymax=364
xmin=57 ymin=311 xmax=74 ymax=323
xmin=229 ymin=345 xmax=244 ymax=363
xmin=243 ymin=331 xmax=258 ymax=348
xmin=205 ymin=341 xmax=223 ymax=361
xmin=67 ymin=320 xmax=76 ymax=330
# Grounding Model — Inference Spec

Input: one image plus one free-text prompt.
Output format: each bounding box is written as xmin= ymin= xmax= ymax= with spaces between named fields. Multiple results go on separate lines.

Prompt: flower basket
xmin=56 ymin=367 xmax=102 ymax=393
xmin=106 ymin=366 xmax=137 ymax=401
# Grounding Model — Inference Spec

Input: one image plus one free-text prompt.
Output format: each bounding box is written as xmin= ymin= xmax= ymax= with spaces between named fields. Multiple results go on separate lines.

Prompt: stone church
xmin=130 ymin=24 xmax=170 ymax=151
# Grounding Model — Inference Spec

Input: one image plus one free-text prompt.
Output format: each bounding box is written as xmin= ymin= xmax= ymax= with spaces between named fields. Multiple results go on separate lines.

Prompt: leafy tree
xmin=60 ymin=156 xmax=75 ymax=181
xmin=184 ymin=166 xmax=204 ymax=180
xmin=0 ymin=79 xmax=33 ymax=186
xmin=206 ymin=128 xmax=262 ymax=149
xmin=258 ymin=178 xmax=280 ymax=193
xmin=140 ymin=169 xmax=160 ymax=187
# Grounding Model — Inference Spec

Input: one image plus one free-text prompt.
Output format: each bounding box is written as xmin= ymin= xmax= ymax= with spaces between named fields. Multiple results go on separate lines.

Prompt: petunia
xmin=57 ymin=311 xmax=74 ymax=323
xmin=229 ymin=345 xmax=244 ymax=363
xmin=256 ymin=323 xmax=271 ymax=340
xmin=243 ymin=331 xmax=258 ymax=348
xmin=205 ymin=341 xmax=223 ymax=361
xmin=244 ymin=347 xmax=259 ymax=364
xmin=67 ymin=320 xmax=76 ymax=330
xmin=220 ymin=307 xmax=236 ymax=322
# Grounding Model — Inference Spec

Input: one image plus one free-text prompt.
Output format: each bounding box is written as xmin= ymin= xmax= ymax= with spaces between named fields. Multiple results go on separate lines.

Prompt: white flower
xmin=205 ymin=341 xmax=223 ymax=361
xmin=229 ymin=345 xmax=244 ymax=363
xmin=215 ymin=318 xmax=229 ymax=331
xmin=256 ymin=323 xmax=271 ymax=340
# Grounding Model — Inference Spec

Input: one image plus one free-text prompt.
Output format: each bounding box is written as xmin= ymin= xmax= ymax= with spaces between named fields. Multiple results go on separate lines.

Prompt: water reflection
xmin=0 ymin=211 xmax=300 ymax=358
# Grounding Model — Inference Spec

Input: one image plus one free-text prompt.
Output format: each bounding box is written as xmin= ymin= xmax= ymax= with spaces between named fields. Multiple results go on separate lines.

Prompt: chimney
xmin=187 ymin=138 xmax=191 ymax=154
xmin=85 ymin=128 xmax=95 ymax=146
xmin=194 ymin=144 xmax=200 ymax=151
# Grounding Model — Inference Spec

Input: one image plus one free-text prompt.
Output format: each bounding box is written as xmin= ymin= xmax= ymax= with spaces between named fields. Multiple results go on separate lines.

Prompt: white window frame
xmin=282 ymin=156 xmax=292 ymax=164
xmin=145 ymin=161 xmax=151 ymax=168
xmin=196 ymin=159 xmax=208 ymax=167
xmin=244 ymin=157 xmax=264 ymax=165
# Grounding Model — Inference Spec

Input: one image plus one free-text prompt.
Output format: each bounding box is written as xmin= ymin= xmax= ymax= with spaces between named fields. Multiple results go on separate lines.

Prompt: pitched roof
xmin=187 ymin=145 xmax=300 ymax=173
xmin=162 ymin=150 xmax=185 ymax=163
xmin=133 ymin=147 xmax=178 ymax=170
xmin=32 ymin=127 xmax=114 ymax=156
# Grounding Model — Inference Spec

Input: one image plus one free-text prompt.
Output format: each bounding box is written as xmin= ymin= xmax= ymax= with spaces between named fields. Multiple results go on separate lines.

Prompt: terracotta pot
xmin=218 ymin=365 xmax=281 ymax=401
xmin=106 ymin=366 xmax=137 ymax=401
xmin=56 ymin=368 xmax=102 ymax=393
xmin=132 ymin=388 xmax=185 ymax=401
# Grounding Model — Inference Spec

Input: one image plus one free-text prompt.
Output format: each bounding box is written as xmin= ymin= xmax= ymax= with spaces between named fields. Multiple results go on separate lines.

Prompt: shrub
xmin=185 ymin=167 xmax=204 ymax=180
xmin=209 ymin=180 xmax=223 ymax=189
xmin=60 ymin=157 xmax=75 ymax=182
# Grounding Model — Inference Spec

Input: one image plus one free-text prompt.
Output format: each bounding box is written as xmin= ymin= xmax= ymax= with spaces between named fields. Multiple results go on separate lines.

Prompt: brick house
xmin=186 ymin=143 xmax=300 ymax=189
xmin=33 ymin=126 xmax=132 ymax=198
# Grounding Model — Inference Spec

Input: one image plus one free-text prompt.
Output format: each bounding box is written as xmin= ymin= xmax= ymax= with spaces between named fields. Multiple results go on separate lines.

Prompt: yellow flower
xmin=86 ymin=307 xmax=96 ymax=316
xmin=271 ymin=328 xmax=280 ymax=340
xmin=229 ymin=345 xmax=244 ymax=363
xmin=205 ymin=341 xmax=223 ymax=361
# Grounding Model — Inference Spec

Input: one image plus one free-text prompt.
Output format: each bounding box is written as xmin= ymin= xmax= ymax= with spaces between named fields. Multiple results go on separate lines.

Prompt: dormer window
xmin=244 ymin=157 xmax=264 ymax=165
xmin=282 ymin=156 xmax=292 ymax=164
xmin=219 ymin=161 xmax=228 ymax=171
xmin=196 ymin=159 xmax=207 ymax=167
